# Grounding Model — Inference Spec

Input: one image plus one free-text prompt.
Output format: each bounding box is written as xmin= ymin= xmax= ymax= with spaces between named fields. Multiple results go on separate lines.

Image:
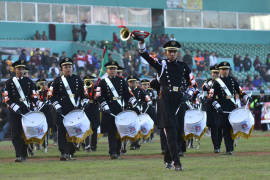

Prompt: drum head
xmin=229 ymin=108 xmax=254 ymax=124
xmin=22 ymin=111 xmax=46 ymax=127
xmin=185 ymin=110 xmax=206 ymax=124
xmin=63 ymin=109 xmax=89 ymax=126
xmin=115 ymin=110 xmax=138 ymax=125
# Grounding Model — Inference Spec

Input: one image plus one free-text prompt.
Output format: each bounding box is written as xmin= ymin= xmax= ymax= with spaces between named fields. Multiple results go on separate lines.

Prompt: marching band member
xmin=97 ymin=61 xmax=137 ymax=160
xmin=4 ymin=59 xmax=40 ymax=162
xmin=137 ymin=38 xmax=191 ymax=171
xmin=51 ymin=57 xmax=89 ymax=161
xmin=211 ymin=61 xmax=250 ymax=155
xmin=83 ymin=75 xmax=101 ymax=152
xmin=202 ymin=65 xmax=222 ymax=153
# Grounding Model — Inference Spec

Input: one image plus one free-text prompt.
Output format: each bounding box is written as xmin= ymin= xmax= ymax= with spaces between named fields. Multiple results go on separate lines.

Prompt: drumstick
xmin=110 ymin=113 xmax=116 ymax=117
xmin=143 ymin=105 xmax=149 ymax=114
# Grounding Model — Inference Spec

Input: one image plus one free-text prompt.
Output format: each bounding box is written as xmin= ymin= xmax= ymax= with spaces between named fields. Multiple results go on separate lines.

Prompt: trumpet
xmin=118 ymin=25 xmax=150 ymax=41
xmin=84 ymin=79 xmax=93 ymax=88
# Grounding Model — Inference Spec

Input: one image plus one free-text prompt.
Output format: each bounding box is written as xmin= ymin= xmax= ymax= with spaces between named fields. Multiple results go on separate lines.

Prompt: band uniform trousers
xmin=207 ymin=111 xmax=222 ymax=150
xmin=10 ymin=111 xmax=27 ymax=158
xmin=56 ymin=114 xmax=75 ymax=155
xmin=219 ymin=113 xmax=234 ymax=152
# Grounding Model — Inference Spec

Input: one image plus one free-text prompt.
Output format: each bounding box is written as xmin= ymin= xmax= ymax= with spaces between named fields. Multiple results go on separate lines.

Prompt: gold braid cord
xmin=184 ymin=127 xmax=208 ymax=141
xmin=22 ymin=131 xmax=48 ymax=145
xmin=66 ymin=128 xmax=93 ymax=144
xmin=230 ymin=125 xmax=254 ymax=140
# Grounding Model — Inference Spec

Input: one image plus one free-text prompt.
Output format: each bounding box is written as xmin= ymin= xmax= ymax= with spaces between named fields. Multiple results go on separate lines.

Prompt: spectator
xmin=209 ymin=52 xmax=218 ymax=66
xmin=76 ymin=50 xmax=86 ymax=72
xmin=72 ymin=25 xmax=80 ymax=41
xmin=194 ymin=50 xmax=205 ymax=72
xmin=266 ymin=53 xmax=270 ymax=69
xmin=204 ymin=50 xmax=210 ymax=67
xmin=253 ymin=56 xmax=262 ymax=72
xmin=243 ymin=54 xmax=252 ymax=71
xmin=41 ymin=50 xmax=51 ymax=71
xmin=92 ymin=52 xmax=100 ymax=70
xmin=85 ymin=49 xmax=94 ymax=71
xmin=245 ymin=75 xmax=253 ymax=88
xmin=48 ymin=62 xmax=60 ymax=78
xmin=252 ymin=75 xmax=262 ymax=88
xmin=183 ymin=50 xmax=193 ymax=70
xmin=170 ymin=34 xmax=176 ymax=40
xmin=30 ymin=48 xmax=42 ymax=70
xmin=239 ymin=56 xmax=244 ymax=72
xmin=19 ymin=49 xmax=27 ymax=61
xmin=80 ymin=22 xmax=87 ymax=41
xmin=59 ymin=51 xmax=66 ymax=62
xmin=42 ymin=31 xmax=48 ymax=40
xmin=50 ymin=52 xmax=59 ymax=65
xmin=233 ymin=54 xmax=241 ymax=71
xmin=34 ymin=30 xmax=41 ymax=40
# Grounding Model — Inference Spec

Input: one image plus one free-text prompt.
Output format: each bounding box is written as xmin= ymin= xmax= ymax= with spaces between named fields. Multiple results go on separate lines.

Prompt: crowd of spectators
xmin=1 ymin=32 xmax=270 ymax=92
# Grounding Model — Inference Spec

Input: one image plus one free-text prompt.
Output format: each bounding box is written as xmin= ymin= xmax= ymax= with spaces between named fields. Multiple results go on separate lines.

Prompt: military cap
xmin=59 ymin=57 xmax=73 ymax=67
xmin=141 ymin=79 xmax=150 ymax=85
xmin=83 ymin=75 xmax=95 ymax=80
xmin=117 ymin=65 xmax=125 ymax=72
xmin=218 ymin=61 xmax=231 ymax=69
xmin=105 ymin=61 xmax=119 ymax=68
xmin=127 ymin=75 xmax=138 ymax=82
xmin=36 ymin=78 xmax=46 ymax=83
xmin=24 ymin=66 xmax=30 ymax=72
xmin=210 ymin=65 xmax=219 ymax=72
xmin=163 ymin=40 xmax=181 ymax=50
xmin=12 ymin=59 xmax=26 ymax=68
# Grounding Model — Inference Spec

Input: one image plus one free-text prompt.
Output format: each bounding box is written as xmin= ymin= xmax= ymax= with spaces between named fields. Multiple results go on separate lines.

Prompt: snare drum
xmin=138 ymin=113 xmax=154 ymax=138
xmin=228 ymin=108 xmax=254 ymax=139
xmin=115 ymin=110 xmax=140 ymax=141
xmin=184 ymin=109 xmax=207 ymax=140
xmin=21 ymin=111 xmax=48 ymax=144
xmin=63 ymin=109 xmax=92 ymax=143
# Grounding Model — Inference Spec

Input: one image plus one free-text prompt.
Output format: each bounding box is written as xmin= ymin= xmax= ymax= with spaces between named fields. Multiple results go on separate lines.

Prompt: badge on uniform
xmin=173 ymin=86 xmax=179 ymax=92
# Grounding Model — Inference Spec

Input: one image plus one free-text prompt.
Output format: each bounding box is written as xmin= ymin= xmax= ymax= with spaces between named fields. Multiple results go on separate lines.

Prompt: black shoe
xmin=226 ymin=151 xmax=233 ymax=155
xmin=15 ymin=157 xmax=23 ymax=163
xmin=214 ymin=149 xmax=220 ymax=153
xmin=85 ymin=145 xmax=91 ymax=152
xmin=120 ymin=149 xmax=127 ymax=155
xmin=110 ymin=154 xmax=118 ymax=160
xmin=68 ymin=154 xmax=76 ymax=161
xmin=161 ymin=150 xmax=165 ymax=155
xmin=174 ymin=164 xmax=183 ymax=171
xmin=178 ymin=152 xmax=184 ymax=157
xmin=91 ymin=147 xmax=97 ymax=152
xmin=60 ymin=154 xmax=68 ymax=161
xmin=165 ymin=162 xmax=172 ymax=169
xmin=130 ymin=146 xmax=136 ymax=150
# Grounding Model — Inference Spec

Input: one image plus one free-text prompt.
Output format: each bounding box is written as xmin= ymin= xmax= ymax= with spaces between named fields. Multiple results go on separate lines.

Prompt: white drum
xmin=184 ymin=109 xmax=207 ymax=139
xmin=63 ymin=109 xmax=92 ymax=143
xmin=229 ymin=108 xmax=254 ymax=139
xmin=138 ymin=113 xmax=154 ymax=138
xmin=21 ymin=111 xmax=48 ymax=144
xmin=115 ymin=110 xmax=140 ymax=140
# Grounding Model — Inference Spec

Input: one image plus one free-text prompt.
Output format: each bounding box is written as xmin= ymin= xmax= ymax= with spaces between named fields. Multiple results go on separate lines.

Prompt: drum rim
xmin=22 ymin=111 xmax=46 ymax=126
xmin=184 ymin=110 xmax=206 ymax=124
xmin=228 ymin=107 xmax=253 ymax=123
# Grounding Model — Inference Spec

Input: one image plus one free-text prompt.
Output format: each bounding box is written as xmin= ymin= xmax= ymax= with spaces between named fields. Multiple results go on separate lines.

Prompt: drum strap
xmin=216 ymin=78 xmax=236 ymax=104
xmin=61 ymin=75 xmax=79 ymax=107
xmin=105 ymin=77 xmax=123 ymax=107
xmin=12 ymin=77 xmax=30 ymax=108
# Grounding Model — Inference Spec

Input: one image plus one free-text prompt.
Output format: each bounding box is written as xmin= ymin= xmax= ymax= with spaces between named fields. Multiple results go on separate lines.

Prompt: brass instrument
xmin=84 ymin=79 xmax=93 ymax=88
xmin=118 ymin=25 xmax=150 ymax=41
xmin=120 ymin=27 xmax=131 ymax=41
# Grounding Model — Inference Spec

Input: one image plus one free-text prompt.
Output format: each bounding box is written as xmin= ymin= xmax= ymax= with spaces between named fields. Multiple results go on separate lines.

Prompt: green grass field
xmin=0 ymin=130 xmax=270 ymax=180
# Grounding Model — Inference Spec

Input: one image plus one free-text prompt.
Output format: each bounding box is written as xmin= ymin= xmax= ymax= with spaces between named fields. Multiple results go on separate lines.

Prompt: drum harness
xmin=216 ymin=78 xmax=251 ymax=113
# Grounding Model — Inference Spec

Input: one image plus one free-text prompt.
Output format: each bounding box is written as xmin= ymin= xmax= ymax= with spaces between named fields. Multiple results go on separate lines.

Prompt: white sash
xmin=105 ymin=77 xmax=123 ymax=107
xmin=216 ymin=78 xmax=236 ymax=104
xmin=61 ymin=75 xmax=79 ymax=107
xmin=12 ymin=77 xmax=29 ymax=108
